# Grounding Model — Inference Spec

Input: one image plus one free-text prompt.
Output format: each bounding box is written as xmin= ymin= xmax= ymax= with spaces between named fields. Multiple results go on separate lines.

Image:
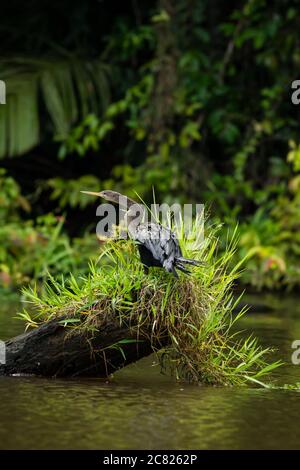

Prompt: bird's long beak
xmin=80 ymin=191 xmax=103 ymax=198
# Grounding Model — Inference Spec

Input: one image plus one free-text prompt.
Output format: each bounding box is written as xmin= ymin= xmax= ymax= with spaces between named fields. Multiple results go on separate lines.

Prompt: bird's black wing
xmin=134 ymin=223 xmax=182 ymax=267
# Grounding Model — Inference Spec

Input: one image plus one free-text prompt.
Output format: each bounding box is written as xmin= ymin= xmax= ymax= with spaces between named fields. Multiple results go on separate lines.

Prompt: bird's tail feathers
xmin=175 ymin=256 xmax=204 ymax=267
xmin=176 ymin=263 xmax=191 ymax=275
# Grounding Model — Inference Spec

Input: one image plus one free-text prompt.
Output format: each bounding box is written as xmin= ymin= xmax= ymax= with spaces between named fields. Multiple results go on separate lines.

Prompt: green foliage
xmin=0 ymin=213 xmax=99 ymax=289
xmin=47 ymin=175 xmax=101 ymax=209
xmin=0 ymin=168 xmax=30 ymax=220
xmin=212 ymin=149 xmax=300 ymax=290
xmin=0 ymin=169 xmax=99 ymax=289
xmin=1 ymin=1 xmax=300 ymax=291
xmin=57 ymin=114 xmax=114 ymax=158
xmin=0 ymin=58 xmax=110 ymax=158
xmin=20 ymin=218 xmax=282 ymax=385
xmin=287 ymin=140 xmax=300 ymax=172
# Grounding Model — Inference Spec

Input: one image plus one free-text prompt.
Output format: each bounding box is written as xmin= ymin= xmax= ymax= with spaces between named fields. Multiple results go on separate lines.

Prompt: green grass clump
xmin=19 ymin=216 xmax=282 ymax=386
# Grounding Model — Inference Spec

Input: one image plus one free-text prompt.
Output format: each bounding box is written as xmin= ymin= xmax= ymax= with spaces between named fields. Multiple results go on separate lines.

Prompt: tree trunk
xmin=0 ymin=317 xmax=165 ymax=377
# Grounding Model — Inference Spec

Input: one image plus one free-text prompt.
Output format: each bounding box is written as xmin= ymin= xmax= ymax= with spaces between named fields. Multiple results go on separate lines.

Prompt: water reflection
xmin=0 ymin=298 xmax=23 ymax=340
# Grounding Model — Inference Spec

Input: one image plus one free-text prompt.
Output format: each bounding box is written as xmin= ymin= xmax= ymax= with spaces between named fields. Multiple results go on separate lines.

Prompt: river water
xmin=0 ymin=295 xmax=300 ymax=449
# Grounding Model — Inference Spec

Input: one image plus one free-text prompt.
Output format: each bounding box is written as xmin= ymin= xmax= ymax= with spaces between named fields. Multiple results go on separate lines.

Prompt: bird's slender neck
xmin=118 ymin=194 xmax=138 ymax=209
xmin=101 ymin=191 xmax=145 ymax=234
xmin=124 ymin=203 xmax=145 ymax=227
xmin=110 ymin=193 xmax=144 ymax=223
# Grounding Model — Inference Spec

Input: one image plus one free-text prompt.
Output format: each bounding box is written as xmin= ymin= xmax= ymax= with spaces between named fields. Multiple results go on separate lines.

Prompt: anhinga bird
xmin=81 ymin=190 xmax=202 ymax=278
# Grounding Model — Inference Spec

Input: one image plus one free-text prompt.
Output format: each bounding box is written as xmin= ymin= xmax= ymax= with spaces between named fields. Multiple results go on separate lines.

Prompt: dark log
xmin=0 ymin=316 xmax=165 ymax=377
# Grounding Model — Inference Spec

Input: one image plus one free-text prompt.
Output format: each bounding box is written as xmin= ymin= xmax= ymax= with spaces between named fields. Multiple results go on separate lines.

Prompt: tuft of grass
xmin=19 ymin=215 xmax=282 ymax=386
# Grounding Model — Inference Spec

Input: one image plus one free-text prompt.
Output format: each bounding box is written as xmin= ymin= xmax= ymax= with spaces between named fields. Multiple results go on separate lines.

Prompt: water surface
xmin=0 ymin=295 xmax=300 ymax=449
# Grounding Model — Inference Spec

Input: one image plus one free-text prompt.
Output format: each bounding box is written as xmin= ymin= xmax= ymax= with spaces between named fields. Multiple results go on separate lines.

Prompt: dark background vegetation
xmin=1 ymin=0 xmax=300 ymax=291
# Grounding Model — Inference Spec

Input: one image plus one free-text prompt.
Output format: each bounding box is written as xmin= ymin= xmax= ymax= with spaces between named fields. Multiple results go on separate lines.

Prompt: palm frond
xmin=0 ymin=58 xmax=111 ymax=158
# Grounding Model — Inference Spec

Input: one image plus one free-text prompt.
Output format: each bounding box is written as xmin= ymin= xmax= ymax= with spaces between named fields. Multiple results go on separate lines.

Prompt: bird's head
xmin=81 ymin=189 xmax=137 ymax=208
